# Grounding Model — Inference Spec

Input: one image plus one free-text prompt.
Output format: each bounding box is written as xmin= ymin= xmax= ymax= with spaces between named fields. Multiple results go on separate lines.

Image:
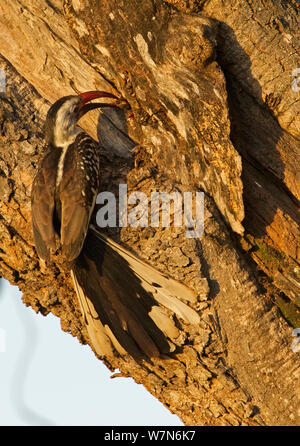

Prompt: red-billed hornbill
xmin=31 ymin=91 xmax=199 ymax=361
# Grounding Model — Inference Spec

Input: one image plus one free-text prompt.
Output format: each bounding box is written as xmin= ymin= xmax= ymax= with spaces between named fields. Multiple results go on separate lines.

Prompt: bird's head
xmin=44 ymin=91 xmax=118 ymax=149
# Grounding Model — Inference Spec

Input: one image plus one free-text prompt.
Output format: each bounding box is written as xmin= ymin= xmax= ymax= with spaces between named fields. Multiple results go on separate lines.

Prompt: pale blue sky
xmin=0 ymin=279 xmax=182 ymax=426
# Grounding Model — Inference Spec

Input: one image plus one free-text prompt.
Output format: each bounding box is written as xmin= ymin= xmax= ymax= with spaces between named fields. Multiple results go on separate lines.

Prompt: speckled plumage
xmin=31 ymin=130 xmax=101 ymax=262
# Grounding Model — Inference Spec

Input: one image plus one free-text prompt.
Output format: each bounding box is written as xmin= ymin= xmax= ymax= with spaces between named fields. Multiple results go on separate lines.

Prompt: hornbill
xmin=31 ymin=91 xmax=200 ymax=361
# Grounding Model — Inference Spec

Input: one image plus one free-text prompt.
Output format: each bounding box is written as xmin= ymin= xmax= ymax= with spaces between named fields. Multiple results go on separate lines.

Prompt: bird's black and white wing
xmin=59 ymin=132 xmax=100 ymax=261
xmin=31 ymin=147 xmax=61 ymax=260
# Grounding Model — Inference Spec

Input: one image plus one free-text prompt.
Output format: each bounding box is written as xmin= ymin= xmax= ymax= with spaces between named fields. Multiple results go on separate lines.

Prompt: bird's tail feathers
xmin=71 ymin=227 xmax=200 ymax=361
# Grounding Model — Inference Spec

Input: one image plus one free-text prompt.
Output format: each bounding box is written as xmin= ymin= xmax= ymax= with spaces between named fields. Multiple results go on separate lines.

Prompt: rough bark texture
xmin=0 ymin=0 xmax=299 ymax=426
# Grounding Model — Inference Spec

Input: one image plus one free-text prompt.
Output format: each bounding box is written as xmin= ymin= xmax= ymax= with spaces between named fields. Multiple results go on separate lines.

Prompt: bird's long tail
xmin=71 ymin=226 xmax=200 ymax=361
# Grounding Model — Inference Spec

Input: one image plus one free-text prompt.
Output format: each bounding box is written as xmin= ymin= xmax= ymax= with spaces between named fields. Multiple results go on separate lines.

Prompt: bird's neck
xmin=54 ymin=126 xmax=83 ymax=189
xmin=53 ymin=125 xmax=82 ymax=150
xmin=56 ymin=145 xmax=69 ymax=189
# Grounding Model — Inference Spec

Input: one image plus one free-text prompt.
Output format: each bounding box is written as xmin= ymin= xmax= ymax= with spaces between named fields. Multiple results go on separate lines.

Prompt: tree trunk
xmin=0 ymin=0 xmax=299 ymax=426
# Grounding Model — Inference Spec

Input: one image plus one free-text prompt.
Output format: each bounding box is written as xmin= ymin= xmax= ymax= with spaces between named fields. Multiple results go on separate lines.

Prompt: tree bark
xmin=0 ymin=0 xmax=299 ymax=426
